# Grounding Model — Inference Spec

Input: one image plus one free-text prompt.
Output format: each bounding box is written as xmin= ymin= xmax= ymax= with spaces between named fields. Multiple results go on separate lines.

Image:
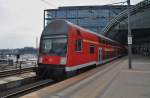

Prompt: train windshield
xmin=41 ymin=38 xmax=67 ymax=57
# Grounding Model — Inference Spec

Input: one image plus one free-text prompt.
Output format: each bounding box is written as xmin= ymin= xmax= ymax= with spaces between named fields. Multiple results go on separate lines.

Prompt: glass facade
xmin=45 ymin=6 xmax=126 ymax=34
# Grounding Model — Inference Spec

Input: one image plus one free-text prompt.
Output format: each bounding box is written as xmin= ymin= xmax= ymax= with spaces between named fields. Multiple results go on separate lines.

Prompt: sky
xmin=0 ymin=0 xmax=142 ymax=49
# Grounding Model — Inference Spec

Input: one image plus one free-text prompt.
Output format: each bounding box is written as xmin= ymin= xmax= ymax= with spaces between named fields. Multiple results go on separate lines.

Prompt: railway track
xmin=0 ymin=79 xmax=53 ymax=98
xmin=0 ymin=67 xmax=36 ymax=78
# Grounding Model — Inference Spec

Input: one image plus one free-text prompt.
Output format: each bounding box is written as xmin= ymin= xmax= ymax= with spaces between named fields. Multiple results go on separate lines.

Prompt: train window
xmin=89 ymin=45 xmax=94 ymax=54
xmin=101 ymin=39 xmax=103 ymax=44
xmin=107 ymin=41 xmax=110 ymax=45
xmin=41 ymin=38 xmax=67 ymax=56
xmin=105 ymin=41 xmax=107 ymax=44
xmin=98 ymin=38 xmax=101 ymax=43
xmin=76 ymin=29 xmax=81 ymax=35
xmin=75 ymin=39 xmax=82 ymax=51
xmin=102 ymin=39 xmax=105 ymax=44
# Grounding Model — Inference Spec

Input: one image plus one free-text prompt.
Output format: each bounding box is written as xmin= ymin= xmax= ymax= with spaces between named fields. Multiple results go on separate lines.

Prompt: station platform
xmin=21 ymin=55 xmax=150 ymax=98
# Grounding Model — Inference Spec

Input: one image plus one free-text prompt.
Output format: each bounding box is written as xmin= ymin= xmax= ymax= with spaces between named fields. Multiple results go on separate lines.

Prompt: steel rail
xmin=0 ymin=79 xmax=53 ymax=98
xmin=0 ymin=67 xmax=36 ymax=78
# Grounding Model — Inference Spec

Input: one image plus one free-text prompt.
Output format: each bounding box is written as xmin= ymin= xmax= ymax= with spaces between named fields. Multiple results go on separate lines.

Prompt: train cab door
xmin=98 ymin=48 xmax=102 ymax=64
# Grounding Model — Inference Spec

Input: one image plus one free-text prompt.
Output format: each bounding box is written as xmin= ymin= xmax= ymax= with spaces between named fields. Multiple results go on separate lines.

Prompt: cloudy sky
xmin=0 ymin=0 xmax=142 ymax=49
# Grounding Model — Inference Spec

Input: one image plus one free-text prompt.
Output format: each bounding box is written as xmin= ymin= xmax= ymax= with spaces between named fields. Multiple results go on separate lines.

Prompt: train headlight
xmin=60 ymin=57 xmax=66 ymax=65
xmin=39 ymin=57 xmax=43 ymax=63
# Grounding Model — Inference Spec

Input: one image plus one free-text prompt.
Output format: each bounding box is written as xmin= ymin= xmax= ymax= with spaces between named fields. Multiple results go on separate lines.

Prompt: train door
xmin=98 ymin=48 xmax=102 ymax=64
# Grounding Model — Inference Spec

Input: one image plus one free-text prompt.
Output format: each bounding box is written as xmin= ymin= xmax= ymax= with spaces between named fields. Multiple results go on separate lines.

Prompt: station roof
xmin=45 ymin=5 xmax=127 ymax=11
xmin=102 ymin=0 xmax=150 ymax=45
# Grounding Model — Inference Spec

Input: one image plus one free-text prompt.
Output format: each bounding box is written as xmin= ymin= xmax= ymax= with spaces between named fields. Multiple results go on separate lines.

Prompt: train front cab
xmin=37 ymin=34 xmax=68 ymax=79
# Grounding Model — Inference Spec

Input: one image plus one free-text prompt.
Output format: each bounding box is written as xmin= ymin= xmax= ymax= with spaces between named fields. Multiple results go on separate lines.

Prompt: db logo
xmin=49 ymin=58 xmax=53 ymax=62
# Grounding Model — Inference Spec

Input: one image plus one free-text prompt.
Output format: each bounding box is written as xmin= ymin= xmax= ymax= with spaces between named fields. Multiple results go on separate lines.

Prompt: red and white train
xmin=37 ymin=19 xmax=125 ymax=79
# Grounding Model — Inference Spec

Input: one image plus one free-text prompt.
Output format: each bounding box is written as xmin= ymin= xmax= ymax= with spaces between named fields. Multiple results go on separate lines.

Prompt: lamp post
xmin=127 ymin=0 xmax=132 ymax=69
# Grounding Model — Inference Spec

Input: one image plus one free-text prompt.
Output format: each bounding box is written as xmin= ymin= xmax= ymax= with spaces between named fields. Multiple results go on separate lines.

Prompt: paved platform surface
xmin=100 ymin=55 xmax=150 ymax=98
xmin=21 ymin=55 xmax=150 ymax=98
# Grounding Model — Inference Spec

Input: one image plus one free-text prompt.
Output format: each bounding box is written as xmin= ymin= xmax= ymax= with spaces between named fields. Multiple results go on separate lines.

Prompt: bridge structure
xmin=102 ymin=0 xmax=150 ymax=46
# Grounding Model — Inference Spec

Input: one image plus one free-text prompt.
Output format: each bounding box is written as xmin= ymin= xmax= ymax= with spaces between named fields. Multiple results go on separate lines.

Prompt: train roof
xmin=42 ymin=19 xmax=121 ymax=45
xmin=42 ymin=19 xmax=69 ymax=36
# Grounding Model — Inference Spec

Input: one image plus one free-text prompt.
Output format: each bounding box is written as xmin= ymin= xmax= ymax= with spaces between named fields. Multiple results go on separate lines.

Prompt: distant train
xmin=36 ymin=19 xmax=125 ymax=79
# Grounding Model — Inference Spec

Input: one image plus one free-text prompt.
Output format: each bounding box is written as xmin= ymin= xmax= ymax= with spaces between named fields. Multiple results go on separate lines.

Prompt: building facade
xmin=44 ymin=5 xmax=126 ymax=34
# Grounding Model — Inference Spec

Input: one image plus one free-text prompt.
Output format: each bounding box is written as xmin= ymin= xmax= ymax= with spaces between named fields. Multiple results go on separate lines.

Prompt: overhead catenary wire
xmin=107 ymin=1 xmax=127 ymax=5
xmin=41 ymin=0 xmax=58 ymax=8
xmin=42 ymin=0 xmax=127 ymax=8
